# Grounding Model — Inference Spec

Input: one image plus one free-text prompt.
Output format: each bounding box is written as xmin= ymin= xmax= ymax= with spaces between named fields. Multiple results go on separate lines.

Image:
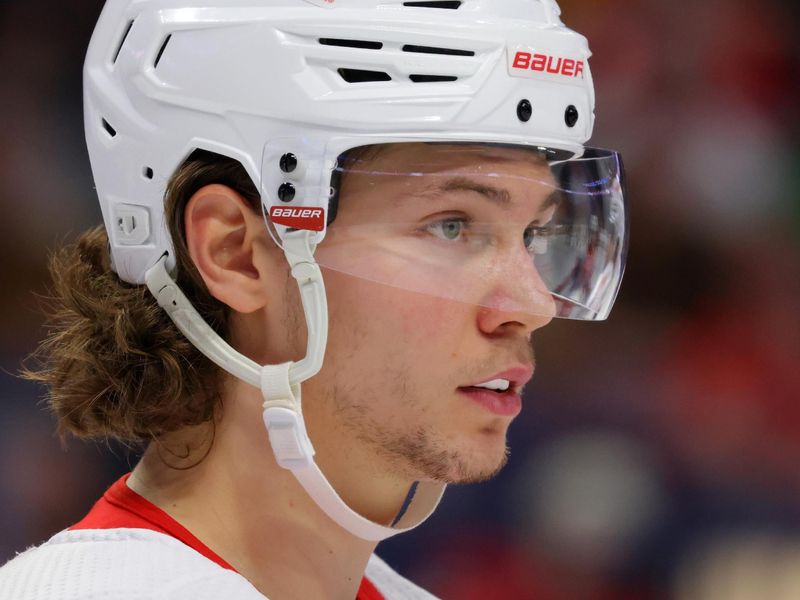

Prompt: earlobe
xmin=184 ymin=184 xmax=269 ymax=313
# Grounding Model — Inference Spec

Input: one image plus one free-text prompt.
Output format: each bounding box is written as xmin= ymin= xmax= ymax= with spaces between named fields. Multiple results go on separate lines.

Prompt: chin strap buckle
xmin=261 ymin=362 xmax=315 ymax=469
xmin=263 ymin=405 xmax=315 ymax=469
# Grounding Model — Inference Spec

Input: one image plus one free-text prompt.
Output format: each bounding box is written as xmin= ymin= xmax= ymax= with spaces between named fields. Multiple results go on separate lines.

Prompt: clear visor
xmin=267 ymin=142 xmax=628 ymax=321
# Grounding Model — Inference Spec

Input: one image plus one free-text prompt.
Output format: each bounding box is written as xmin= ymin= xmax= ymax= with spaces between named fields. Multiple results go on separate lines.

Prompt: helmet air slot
xmin=154 ymin=34 xmax=172 ymax=69
xmin=337 ymin=68 xmax=392 ymax=83
xmin=101 ymin=118 xmax=117 ymax=138
xmin=403 ymin=1 xmax=462 ymax=9
xmin=402 ymin=44 xmax=475 ymax=57
xmin=409 ymin=74 xmax=458 ymax=83
xmin=112 ymin=19 xmax=134 ymax=65
xmin=319 ymin=38 xmax=383 ymax=50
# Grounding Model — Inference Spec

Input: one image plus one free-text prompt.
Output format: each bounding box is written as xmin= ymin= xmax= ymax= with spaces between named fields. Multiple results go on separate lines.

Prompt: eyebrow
xmin=423 ymin=176 xmax=560 ymax=213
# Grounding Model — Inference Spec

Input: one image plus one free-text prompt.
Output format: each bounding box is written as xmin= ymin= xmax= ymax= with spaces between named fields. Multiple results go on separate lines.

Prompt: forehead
xmin=336 ymin=143 xmax=555 ymax=215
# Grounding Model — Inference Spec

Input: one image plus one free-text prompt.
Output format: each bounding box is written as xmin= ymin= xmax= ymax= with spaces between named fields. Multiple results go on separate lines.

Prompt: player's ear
xmin=184 ymin=183 xmax=270 ymax=313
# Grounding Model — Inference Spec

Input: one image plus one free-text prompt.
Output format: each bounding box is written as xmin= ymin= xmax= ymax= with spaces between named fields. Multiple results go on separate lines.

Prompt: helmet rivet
xmin=278 ymin=182 xmax=296 ymax=202
xmin=517 ymin=99 xmax=532 ymax=123
xmin=279 ymin=153 xmax=298 ymax=173
xmin=565 ymin=105 xmax=579 ymax=127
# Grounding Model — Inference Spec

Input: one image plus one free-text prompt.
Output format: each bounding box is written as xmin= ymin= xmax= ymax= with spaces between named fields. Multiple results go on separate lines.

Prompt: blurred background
xmin=1 ymin=1 xmax=798 ymax=598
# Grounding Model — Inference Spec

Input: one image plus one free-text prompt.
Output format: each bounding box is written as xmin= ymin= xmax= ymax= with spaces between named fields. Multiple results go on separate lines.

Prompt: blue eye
xmin=523 ymin=225 xmax=535 ymax=249
xmin=429 ymin=218 xmax=466 ymax=241
xmin=524 ymin=225 xmax=550 ymax=255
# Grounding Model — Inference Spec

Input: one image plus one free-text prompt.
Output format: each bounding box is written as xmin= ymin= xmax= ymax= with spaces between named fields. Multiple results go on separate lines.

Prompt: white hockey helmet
xmin=86 ymin=0 xmax=626 ymax=321
xmin=84 ymin=0 xmax=628 ymax=540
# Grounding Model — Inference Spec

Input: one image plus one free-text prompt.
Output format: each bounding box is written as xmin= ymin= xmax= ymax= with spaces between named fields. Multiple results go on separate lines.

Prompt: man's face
xmin=291 ymin=143 xmax=557 ymax=485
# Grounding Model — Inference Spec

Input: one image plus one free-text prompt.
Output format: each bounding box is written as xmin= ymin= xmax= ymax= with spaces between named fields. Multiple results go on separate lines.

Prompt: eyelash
xmin=425 ymin=217 xmax=468 ymax=242
xmin=424 ymin=216 xmax=550 ymax=253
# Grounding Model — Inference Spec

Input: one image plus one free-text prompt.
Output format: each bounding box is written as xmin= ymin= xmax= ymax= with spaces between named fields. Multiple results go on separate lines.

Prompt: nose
xmin=475 ymin=246 xmax=556 ymax=336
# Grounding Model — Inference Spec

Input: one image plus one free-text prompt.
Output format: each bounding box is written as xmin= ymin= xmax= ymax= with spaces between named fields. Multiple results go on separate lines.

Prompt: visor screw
xmin=517 ymin=99 xmax=532 ymax=123
xmin=565 ymin=105 xmax=579 ymax=127
xmin=279 ymin=153 xmax=298 ymax=173
xmin=278 ymin=182 xmax=296 ymax=202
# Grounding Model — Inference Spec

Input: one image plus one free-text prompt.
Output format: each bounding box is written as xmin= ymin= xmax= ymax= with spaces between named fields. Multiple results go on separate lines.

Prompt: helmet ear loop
xmin=145 ymin=252 xmax=262 ymax=387
xmin=143 ymin=228 xmax=327 ymax=390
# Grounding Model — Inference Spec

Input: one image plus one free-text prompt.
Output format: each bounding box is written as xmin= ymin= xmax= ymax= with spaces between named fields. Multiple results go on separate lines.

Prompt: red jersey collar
xmin=71 ymin=474 xmax=384 ymax=600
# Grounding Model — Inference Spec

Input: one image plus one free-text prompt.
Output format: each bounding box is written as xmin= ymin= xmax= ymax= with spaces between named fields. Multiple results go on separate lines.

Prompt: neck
xmin=127 ymin=377 xmax=407 ymax=600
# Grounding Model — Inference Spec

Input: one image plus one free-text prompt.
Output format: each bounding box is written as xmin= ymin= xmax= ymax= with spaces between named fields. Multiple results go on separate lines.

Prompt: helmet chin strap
xmin=144 ymin=230 xmax=445 ymax=542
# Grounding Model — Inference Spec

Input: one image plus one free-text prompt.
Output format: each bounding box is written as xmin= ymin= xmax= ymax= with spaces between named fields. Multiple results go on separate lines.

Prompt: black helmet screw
xmin=279 ymin=153 xmax=298 ymax=173
xmin=565 ymin=105 xmax=579 ymax=127
xmin=517 ymin=99 xmax=532 ymax=123
xmin=278 ymin=182 xmax=296 ymax=202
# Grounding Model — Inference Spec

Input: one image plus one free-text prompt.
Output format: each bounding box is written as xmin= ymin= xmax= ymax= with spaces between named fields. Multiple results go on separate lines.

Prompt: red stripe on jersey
xmin=71 ymin=474 xmax=384 ymax=600
xmin=357 ymin=576 xmax=386 ymax=600
xmin=70 ymin=473 xmax=237 ymax=571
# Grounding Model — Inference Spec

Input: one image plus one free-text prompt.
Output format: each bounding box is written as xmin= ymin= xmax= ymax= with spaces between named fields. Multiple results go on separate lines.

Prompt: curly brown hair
xmin=23 ymin=150 xmax=260 ymax=443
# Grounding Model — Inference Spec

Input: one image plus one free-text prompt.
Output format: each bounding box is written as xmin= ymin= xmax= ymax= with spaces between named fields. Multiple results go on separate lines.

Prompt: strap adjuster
xmin=263 ymin=406 xmax=315 ymax=469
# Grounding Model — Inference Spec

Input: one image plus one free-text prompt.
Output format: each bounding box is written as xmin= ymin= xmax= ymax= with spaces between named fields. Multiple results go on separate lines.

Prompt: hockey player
xmin=0 ymin=0 xmax=627 ymax=598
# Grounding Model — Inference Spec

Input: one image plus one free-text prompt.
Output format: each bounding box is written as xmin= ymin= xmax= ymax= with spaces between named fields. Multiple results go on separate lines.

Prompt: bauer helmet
xmin=84 ymin=0 xmax=628 ymax=541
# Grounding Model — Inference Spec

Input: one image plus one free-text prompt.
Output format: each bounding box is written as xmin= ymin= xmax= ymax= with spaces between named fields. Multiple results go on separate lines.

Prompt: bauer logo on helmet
xmin=508 ymin=47 xmax=585 ymax=80
xmin=269 ymin=206 xmax=326 ymax=232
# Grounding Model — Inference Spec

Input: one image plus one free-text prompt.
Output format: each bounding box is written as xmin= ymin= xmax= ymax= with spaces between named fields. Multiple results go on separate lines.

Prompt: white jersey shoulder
xmin=364 ymin=554 xmax=439 ymax=600
xmin=0 ymin=528 xmax=261 ymax=600
xmin=0 ymin=528 xmax=439 ymax=600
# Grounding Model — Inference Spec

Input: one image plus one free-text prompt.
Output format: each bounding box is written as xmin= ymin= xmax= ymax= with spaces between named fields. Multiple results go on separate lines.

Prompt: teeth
xmin=473 ymin=379 xmax=510 ymax=392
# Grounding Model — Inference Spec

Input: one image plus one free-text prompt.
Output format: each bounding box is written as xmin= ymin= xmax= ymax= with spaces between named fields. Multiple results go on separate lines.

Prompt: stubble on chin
xmin=326 ymin=361 xmax=512 ymax=485
xmin=327 ymin=373 xmax=510 ymax=485
xmin=384 ymin=426 xmax=511 ymax=485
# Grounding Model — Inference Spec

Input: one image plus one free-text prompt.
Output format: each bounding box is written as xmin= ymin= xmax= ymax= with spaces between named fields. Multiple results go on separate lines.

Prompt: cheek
xmin=395 ymin=293 xmax=463 ymax=345
xmin=324 ymin=272 xmax=469 ymax=366
xmin=351 ymin=279 xmax=463 ymax=341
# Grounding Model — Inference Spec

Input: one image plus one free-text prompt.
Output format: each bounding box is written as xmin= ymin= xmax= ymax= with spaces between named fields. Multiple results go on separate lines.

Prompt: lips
xmin=457 ymin=365 xmax=534 ymax=417
xmin=466 ymin=366 xmax=535 ymax=393
xmin=458 ymin=387 xmax=522 ymax=417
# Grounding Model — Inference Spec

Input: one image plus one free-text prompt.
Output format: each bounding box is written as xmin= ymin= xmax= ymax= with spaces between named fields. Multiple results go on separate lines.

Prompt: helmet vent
xmin=409 ymin=74 xmax=458 ymax=83
xmin=320 ymin=38 xmax=383 ymax=50
xmin=338 ymin=68 xmax=392 ymax=83
xmin=112 ymin=19 xmax=134 ymax=64
xmin=101 ymin=118 xmax=117 ymax=138
xmin=403 ymin=1 xmax=462 ymax=8
xmin=154 ymin=34 xmax=172 ymax=68
xmin=402 ymin=44 xmax=474 ymax=57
